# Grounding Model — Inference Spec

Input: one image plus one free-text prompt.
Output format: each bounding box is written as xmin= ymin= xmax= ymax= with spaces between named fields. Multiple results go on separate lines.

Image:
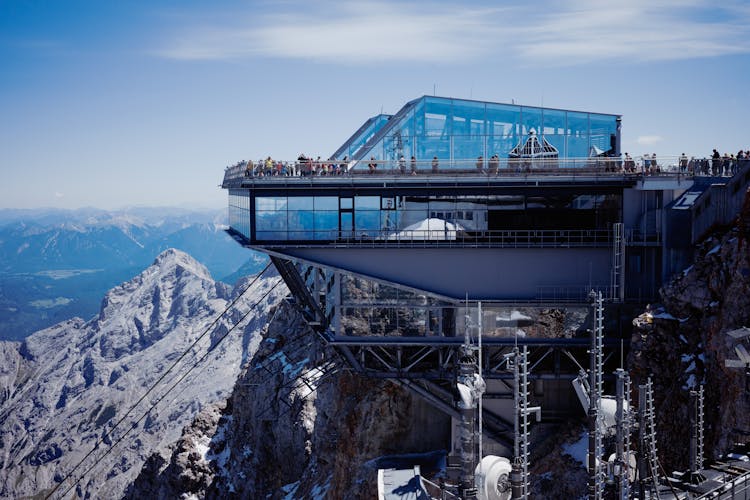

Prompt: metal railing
xmin=255 ymin=228 xmax=615 ymax=249
xmin=536 ymin=284 xmax=616 ymax=303
xmin=221 ymin=156 xmax=714 ymax=186
xmin=696 ymin=468 xmax=750 ymax=498
xmin=222 ymin=156 xmax=750 ymax=187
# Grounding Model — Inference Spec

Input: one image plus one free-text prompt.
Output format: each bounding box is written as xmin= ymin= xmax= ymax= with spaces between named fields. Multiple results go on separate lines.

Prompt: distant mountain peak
xmin=93 ymin=249 xmax=228 ymax=354
xmin=151 ymin=248 xmax=212 ymax=281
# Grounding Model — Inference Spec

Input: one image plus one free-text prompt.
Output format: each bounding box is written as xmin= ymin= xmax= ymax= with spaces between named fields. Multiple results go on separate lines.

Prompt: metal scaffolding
xmin=614 ymin=368 xmax=633 ymax=500
xmin=588 ymin=291 xmax=606 ymax=500
xmin=510 ymin=344 xmax=539 ymax=499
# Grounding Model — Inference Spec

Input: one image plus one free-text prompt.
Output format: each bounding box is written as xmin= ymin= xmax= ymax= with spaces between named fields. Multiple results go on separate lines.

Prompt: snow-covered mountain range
xmin=0 ymin=248 xmax=286 ymax=498
xmin=0 ymin=207 xmax=267 ymax=340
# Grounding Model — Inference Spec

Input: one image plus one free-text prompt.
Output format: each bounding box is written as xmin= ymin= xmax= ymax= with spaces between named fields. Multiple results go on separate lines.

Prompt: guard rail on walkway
xmin=222 ymin=156 xmax=747 ymax=187
xmin=256 ymin=228 xmax=615 ymax=249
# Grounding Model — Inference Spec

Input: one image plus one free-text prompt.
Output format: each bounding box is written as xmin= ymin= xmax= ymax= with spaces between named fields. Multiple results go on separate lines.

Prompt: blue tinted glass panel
xmin=340 ymin=212 xmax=353 ymax=238
xmin=567 ymin=135 xmax=589 ymax=157
xmin=399 ymin=109 xmax=416 ymax=158
xmin=542 ymin=109 xmax=567 ymax=157
xmin=414 ymin=98 xmax=426 ymax=136
xmin=567 ymin=112 xmax=589 ymax=157
xmin=521 ymin=107 xmax=542 ymax=136
xmin=384 ymin=133 xmax=409 ymax=162
xmin=425 ymin=112 xmax=448 ymax=137
xmin=452 ymin=100 xmax=485 ymax=137
xmin=287 ymin=210 xmax=313 ymax=240
xmin=487 ymin=103 xmax=521 ymax=158
xmin=488 ymin=136 xmax=517 ymax=159
xmin=355 ymin=196 xmax=380 ymax=210
xmin=378 ymin=108 xmax=417 ymax=161
xmin=288 ymin=196 xmax=313 ymax=210
xmin=487 ymin=103 xmax=520 ymax=135
xmin=545 ymin=135 xmax=566 ymax=158
xmin=567 ymin=112 xmax=588 ymax=137
xmin=589 ymin=113 xmax=617 ymax=156
xmin=346 ymin=114 xmax=390 ymax=159
xmin=543 ymin=109 xmax=566 ymax=135
xmin=314 ymin=196 xmax=338 ymax=210
xmin=454 ymin=136 xmax=485 ymax=166
xmin=417 ymin=136 xmax=450 ymax=160
xmin=255 ymin=210 xmax=288 ymax=240
xmin=256 ymin=196 xmax=287 ymax=211
xmin=314 ymin=211 xmax=338 ymax=240
xmin=355 ymin=211 xmax=380 ymax=235
xmin=424 ymin=97 xmax=452 ymax=137
xmin=589 ymin=114 xmax=617 ymax=135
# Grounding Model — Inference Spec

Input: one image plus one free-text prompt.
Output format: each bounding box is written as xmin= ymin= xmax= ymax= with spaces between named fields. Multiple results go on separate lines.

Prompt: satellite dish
xmin=476 ymin=455 xmax=512 ymax=500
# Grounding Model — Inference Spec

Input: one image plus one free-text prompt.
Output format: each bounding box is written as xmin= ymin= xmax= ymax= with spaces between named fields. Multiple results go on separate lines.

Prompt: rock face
xmin=130 ymin=299 xmax=451 ymax=499
xmin=0 ymin=248 xmax=285 ymax=499
xmin=629 ymin=226 xmax=750 ymax=471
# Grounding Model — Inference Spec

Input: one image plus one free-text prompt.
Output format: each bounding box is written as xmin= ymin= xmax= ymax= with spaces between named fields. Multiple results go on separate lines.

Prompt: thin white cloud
xmin=519 ymin=0 xmax=750 ymax=65
xmin=637 ymin=135 xmax=664 ymax=146
xmin=154 ymin=0 xmax=750 ymax=66
xmin=156 ymin=2 xmax=504 ymax=63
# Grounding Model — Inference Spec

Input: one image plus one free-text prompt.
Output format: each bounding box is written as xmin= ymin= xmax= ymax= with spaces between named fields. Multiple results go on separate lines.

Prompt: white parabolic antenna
xmin=476 ymin=455 xmax=512 ymax=500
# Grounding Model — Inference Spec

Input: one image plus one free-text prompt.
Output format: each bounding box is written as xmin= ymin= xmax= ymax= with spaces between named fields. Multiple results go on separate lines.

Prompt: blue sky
xmin=2 ymin=0 xmax=750 ymax=209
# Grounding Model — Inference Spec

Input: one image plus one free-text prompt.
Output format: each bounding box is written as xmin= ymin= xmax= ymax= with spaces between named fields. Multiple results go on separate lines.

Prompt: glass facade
xmin=331 ymin=114 xmax=391 ymax=160
xmin=331 ymin=96 xmax=620 ymax=172
xmin=339 ymin=275 xmax=450 ymax=336
xmin=240 ymin=191 xmax=620 ymax=242
xmin=228 ymin=189 xmax=250 ymax=237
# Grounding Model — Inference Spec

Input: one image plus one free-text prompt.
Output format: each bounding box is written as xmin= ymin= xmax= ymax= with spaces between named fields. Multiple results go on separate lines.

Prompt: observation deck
xmin=223 ymin=156 xmax=695 ymax=302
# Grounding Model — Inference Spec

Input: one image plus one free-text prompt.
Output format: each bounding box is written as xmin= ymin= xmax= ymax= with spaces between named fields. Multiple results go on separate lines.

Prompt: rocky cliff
xmin=0 ymin=249 xmax=285 ymax=499
xmin=130 ymin=298 xmax=452 ymax=499
xmin=629 ymin=225 xmax=750 ymax=471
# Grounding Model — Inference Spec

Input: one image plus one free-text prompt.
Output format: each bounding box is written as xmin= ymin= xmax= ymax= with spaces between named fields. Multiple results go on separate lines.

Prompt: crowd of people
xmin=226 ymin=149 xmax=750 ymax=179
xmin=236 ymin=155 xmax=352 ymax=177
xmin=619 ymin=149 xmax=750 ymax=176
xmin=696 ymin=148 xmax=750 ymax=176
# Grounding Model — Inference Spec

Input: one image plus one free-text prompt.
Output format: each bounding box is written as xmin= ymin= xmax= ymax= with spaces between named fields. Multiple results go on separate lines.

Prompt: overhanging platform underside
xmin=265 ymin=247 xmax=612 ymax=301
